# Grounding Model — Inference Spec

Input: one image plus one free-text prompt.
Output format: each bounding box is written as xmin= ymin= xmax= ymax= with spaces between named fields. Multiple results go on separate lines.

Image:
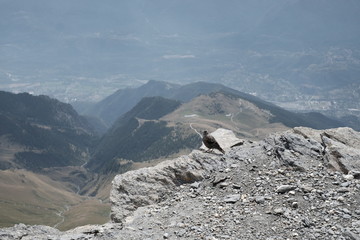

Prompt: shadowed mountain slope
xmin=0 ymin=91 xmax=97 ymax=170
xmin=86 ymin=96 xmax=195 ymax=173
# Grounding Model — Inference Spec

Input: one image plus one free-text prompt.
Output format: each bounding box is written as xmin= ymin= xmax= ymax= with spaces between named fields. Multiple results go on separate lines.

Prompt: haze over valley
xmin=1 ymin=0 xmax=360 ymax=123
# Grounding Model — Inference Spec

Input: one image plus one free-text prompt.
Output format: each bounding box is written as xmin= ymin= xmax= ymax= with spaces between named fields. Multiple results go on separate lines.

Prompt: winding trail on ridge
xmin=189 ymin=123 xmax=202 ymax=138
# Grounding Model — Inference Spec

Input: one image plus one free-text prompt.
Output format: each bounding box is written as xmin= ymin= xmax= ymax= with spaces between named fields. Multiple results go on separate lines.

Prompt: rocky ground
xmin=1 ymin=127 xmax=360 ymax=240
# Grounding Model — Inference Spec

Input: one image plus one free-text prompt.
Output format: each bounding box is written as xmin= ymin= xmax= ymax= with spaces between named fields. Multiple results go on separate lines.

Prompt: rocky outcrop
xmin=111 ymin=128 xmax=243 ymax=223
xmin=268 ymin=127 xmax=360 ymax=175
xmin=1 ymin=127 xmax=360 ymax=239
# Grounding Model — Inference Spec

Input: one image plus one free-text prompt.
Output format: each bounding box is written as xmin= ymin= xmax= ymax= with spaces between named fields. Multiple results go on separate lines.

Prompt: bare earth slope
xmin=1 ymin=127 xmax=360 ymax=239
xmin=162 ymin=92 xmax=289 ymax=140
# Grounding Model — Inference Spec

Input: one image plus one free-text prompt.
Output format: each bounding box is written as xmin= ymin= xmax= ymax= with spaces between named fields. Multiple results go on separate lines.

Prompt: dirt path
xmin=53 ymin=205 xmax=69 ymax=229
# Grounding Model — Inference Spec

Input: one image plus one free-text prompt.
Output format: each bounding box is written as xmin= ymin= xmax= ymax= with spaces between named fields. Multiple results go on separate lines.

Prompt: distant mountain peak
xmin=145 ymin=79 xmax=180 ymax=88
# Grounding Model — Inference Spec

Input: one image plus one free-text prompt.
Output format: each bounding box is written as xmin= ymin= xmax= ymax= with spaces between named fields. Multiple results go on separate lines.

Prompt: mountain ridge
xmin=81 ymin=80 xmax=344 ymax=131
xmin=86 ymin=89 xmax=343 ymax=174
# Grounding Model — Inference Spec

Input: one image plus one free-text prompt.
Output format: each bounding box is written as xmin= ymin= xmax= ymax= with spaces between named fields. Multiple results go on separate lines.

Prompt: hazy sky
xmin=1 ymin=0 xmax=359 ymax=102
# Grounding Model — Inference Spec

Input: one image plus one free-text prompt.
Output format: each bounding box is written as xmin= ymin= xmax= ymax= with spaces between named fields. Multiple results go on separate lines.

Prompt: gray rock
xmin=276 ymin=185 xmax=296 ymax=194
xmin=341 ymin=181 xmax=352 ymax=187
xmin=223 ymin=194 xmax=241 ymax=203
xmin=110 ymin=154 xmax=205 ymax=223
xmin=190 ymin=182 xmax=201 ymax=189
xmin=255 ymin=196 xmax=266 ymax=204
xmin=291 ymin=202 xmax=299 ymax=209
xmin=273 ymin=207 xmax=285 ymax=215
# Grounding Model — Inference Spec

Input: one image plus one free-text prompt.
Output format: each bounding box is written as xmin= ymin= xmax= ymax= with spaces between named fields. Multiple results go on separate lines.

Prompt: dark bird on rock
xmin=202 ymin=130 xmax=225 ymax=154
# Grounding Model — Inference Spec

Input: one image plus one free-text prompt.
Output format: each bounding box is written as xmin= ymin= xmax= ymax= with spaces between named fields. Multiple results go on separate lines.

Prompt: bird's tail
xmin=219 ymin=147 xmax=225 ymax=154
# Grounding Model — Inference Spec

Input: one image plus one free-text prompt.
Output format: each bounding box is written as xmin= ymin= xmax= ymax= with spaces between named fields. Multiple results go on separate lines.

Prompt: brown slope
xmin=161 ymin=92 xmax=289 ymax=140
xmin=0 ymin=168 xmax=110 ymax=231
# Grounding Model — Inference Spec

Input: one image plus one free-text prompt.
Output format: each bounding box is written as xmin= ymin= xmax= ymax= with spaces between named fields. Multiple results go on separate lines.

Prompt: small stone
xmin=342 ymin=208 xmax=351 ymax=214
xmin=291 ymin=202 xmax=299 ymax=209
xmin=289 ymin=190 xmax=296 ymax=195
xmin=223 ymin=194 xmax=241 ymax=203
xmin=302 ymin=217 xmax=313 ymax=227
xmin=301 ymin=185 xmax=313 ymax=193
xmin=190 ymin=182 xmax=201 ymax=189
xmin=276 ymin=185 xmax=296 ymax=194
xmin=212 ymin=175 xmax=228 ymax=186
xmin=176 ymin=229 xmax=186 ymax=237
xmin=219 ymin=182 xmax=230 ymax=188
xmin=351 ymin=171 xmax=360 ymax=179
xmin=273 ymin=207 xmax=285 ymax=215
xmin=338 ymin=187 xmax=350 ymax=193
xmin=255 ymin=196 xmax=266 ymax=204
xmin=344 ymin=174 xmax=355 ymax=181
xmin=163 ymin=233 xmax=169 ymax=239
xmin=177 ymin=222 xmax=185 ymax=228
xmin=337 ymin=196 xmax=345 ymax=202
xmin=232 ymin=184 xmax=242 ymax=189
xmin=341 ymin=181 xmax=351 ymax=187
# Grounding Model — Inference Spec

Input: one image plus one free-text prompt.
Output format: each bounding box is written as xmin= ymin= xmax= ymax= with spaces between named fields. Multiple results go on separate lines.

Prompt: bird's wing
xmin=207 ymin=135 xmax=217 ymax=144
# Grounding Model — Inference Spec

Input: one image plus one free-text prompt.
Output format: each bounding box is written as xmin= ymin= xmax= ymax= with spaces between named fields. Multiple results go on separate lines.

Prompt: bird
xmin=202 ymin=130 xmax=225 ymax=154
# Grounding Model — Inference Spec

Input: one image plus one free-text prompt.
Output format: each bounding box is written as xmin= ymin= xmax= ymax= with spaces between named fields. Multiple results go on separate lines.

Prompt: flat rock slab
xmin=200 ymin=128 xmax=244 ymax=152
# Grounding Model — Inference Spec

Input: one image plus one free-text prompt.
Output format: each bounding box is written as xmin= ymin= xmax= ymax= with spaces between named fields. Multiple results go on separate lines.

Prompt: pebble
xmin=223 ymin=194 xmax=241 ymax=203
xmin=341 ymin=181 xmax=352 ymax=187
xmin=232 ymin=184 xmax=242 ymax=189
xmin=255 ymin=196 xmax=266 ymax=204
xmin=338 ymin=187 xmax=350 ymax=193
xmin=273 ymin=207 xmax=285 ymax=215
xmin=291 ymin=202 xmax=299 ymax=209
xmin=276 ymin=185 xmax=296 ymax=193
xmin=190 ymin=182 xmax=201 ymax=189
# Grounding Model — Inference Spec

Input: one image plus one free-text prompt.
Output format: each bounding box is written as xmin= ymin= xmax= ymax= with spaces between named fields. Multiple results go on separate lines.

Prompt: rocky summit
xmin=1 ymin=127 xmax=360 ymax=240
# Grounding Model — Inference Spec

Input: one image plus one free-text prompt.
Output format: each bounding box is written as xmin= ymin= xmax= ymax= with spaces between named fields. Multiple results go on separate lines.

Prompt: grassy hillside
xmin=0 ymin=91 xmax=108 ymax=230
xmin=0 ymin=169 xmax=109 ymax=230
